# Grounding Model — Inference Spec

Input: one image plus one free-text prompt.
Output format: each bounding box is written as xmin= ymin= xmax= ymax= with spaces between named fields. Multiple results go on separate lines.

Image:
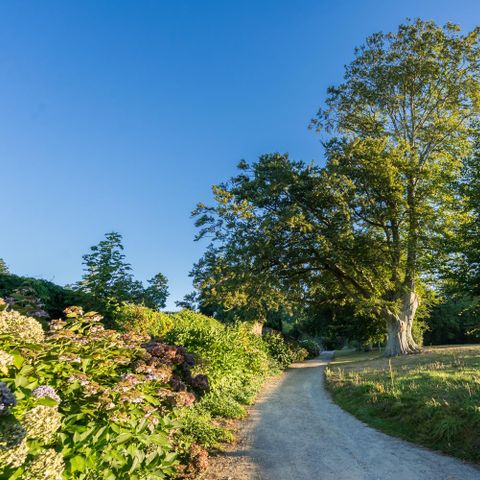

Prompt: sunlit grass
xmin=325 ymin=345 xmax=480 ymax=462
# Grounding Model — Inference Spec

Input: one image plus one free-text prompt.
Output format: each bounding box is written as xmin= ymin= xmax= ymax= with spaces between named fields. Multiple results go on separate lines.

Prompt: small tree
xmin=175 ymin=292 xmax=200 ymax=311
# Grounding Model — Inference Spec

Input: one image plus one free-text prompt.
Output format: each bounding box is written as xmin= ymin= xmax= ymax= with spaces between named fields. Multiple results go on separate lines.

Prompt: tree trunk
xmin=384 ymin=291 xmax=421 ymax=356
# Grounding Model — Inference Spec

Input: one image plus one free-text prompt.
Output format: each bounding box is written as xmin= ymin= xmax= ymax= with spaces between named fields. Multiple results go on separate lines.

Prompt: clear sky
xmin=0 ymin=0 xmax=478 ymax=309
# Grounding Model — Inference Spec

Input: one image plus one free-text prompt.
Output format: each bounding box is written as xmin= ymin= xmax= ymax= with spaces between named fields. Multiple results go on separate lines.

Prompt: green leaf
xmin=114 ymin=432 xmax=133 ymax=444
xmin=69 ymin=455 xmax=86 ymax=472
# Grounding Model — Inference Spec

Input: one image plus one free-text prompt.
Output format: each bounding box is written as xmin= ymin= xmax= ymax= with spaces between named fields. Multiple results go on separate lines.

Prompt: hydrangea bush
xmin=0 ymin=305 xmax=208 ymax=479
xmin=1 ymin=303 xmax=307 ymax=478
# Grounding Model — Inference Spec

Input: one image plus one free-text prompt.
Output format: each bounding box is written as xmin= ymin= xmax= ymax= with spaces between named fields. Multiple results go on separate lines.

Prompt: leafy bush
xmin=0 ymin=305 xmax=208 ymax=479
xmin=288 ymin=344 xmax=309 ymax=363
xmin=299 ymin=339 xmax=321 ymax=358
xmin=0 ymin=273 xmax=95 ymax=319
xmin=263 ymin=331 xmax=310 ymax=367
xmin=263 ymin=332 xmax=295 ymax=369
xmin=112 ymin=303 xmax=173 ymax=337
xmin=162 ymin=311 xmax=275 ymax=446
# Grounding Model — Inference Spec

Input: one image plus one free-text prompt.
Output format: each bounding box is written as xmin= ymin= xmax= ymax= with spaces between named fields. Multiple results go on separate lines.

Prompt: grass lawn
xmin=325 ymin=345 xmax=480 ymax=463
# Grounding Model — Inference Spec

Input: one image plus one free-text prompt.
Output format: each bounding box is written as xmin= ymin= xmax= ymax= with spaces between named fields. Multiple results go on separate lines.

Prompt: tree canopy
xmin=193 ymin=20 xmax=480 ymax=355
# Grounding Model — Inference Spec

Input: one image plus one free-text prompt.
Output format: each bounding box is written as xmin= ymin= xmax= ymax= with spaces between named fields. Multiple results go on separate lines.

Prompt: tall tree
xmin=0 ymin=259 xmax=9 ymax=274
xmin=142 ymin=272 xmax=169 ymax=310
xmin=195 ymin=20 xmax=480 ymax=355
xmin=75 ymin=232 xmax=138 ymax=304
xmin=75 ymin=232 xmax=170 ymax=311
xmin=449 ymin=142 xmax=480 ymax=293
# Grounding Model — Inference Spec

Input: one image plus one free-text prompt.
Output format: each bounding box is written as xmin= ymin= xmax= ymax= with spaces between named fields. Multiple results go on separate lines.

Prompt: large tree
xmin=195 ymin=20 xmax=480 ymax=355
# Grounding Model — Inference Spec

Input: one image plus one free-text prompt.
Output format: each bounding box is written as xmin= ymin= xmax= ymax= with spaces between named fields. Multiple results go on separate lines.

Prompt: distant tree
xmin=448 ymin=143 xmax=480 ymax=294
xmin=75 ymin=232 xmax=138 ymax=304
xmin=75 ymin=232 xmax=169 ymax=312
xmin=0 ymin=258 xmax=9 ymax=274
xmin=142 ymin=272 xmax=169 ymax=310
xmin=175 ymin=292 xmax=199 ymax=311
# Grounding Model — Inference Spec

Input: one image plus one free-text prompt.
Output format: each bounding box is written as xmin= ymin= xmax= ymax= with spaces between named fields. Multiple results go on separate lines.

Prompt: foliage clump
xmin=263 ymin=332 xmax=309 ymax=368
xmin=0 ymin=304 xmax=207 ymax=479
xmin=113 ymin=302 xmax=173 ymax=337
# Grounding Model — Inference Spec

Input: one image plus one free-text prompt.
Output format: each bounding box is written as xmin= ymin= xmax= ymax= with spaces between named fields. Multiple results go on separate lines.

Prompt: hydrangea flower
xmin=191 ymin=374 xmax=209 ymax=391
xmin=0 ymin=350 xmax=13 ymax=374
xmin=23 ymin=448 xmax=64 ymax=480
xmin=32 ymin=385 xmax=61 ymax=403
xmin=0 ymin=382 xmax=16 ymax=415
xmin=23 ymin=405 xmax=62 ymax=443
xmin=0 ymin=421 xmax=28 ymax=468
xmin=0 ymin=309 xmax=45 ymax=343
xmin=174 ymin=391 xmax=196 ymax=407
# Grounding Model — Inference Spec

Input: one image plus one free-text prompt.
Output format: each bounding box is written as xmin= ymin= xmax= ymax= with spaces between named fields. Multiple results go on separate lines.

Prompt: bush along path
xmin=0 ymin=301 xmax=313 ymax=479
xmin=208 ymin=356 xmax=480 ymax=480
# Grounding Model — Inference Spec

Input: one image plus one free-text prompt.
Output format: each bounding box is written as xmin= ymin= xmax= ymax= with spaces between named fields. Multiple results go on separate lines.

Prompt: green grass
xmin=331 ymin=349 xmax=382 ymax=364
xmin=325 ymin=345 xmax=480 ymax=463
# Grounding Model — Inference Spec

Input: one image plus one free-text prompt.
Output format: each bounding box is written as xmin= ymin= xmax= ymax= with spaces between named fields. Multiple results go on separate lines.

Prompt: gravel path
xmin=208 ymin=357 xmax=480 ymax=480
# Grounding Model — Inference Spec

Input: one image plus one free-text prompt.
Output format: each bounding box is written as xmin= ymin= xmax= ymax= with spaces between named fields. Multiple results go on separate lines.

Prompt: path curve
xmin=211 ymin=357 xmax=480 ymax=480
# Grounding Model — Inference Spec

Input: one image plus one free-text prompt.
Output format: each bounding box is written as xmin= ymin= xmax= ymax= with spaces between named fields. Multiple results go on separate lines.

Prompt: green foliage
xmin=112 ymin=303 xmax=173 ymax=337
xmin=0 ymin=273 xmax=92 ymax=320
xmin=3 ymin=285 xmax=50 ymax=320
xmin=142 ymin=273 xmax=170 ymax=311
xmin=193 ymin=20 xmax=480 ymax=355
xmin=0 ymin=305 xmax=208 ymax=479
xmin=262 ymin=332 xmax=294 ymax=369
xmin=325 ymin=345 xmax=480 ymax=462
xmin=176 ymin=408 xmax=233 ymax=449
xmin=262 ymin=331 xmax=311 ymax=367
xmin=425 ymin=296 xmax=480 ymax=345
xmin=298 ymin=339 xmax=321 ymax=358
xmin=158 ymin=310 xmax=286 ymax=446
xmin=165 ymin=311 xmax=273 ymax=402
xmin=411 ymin=316 xmax=428 ymax=347
xmin=75 ymin=232 xmax=139 ymax=304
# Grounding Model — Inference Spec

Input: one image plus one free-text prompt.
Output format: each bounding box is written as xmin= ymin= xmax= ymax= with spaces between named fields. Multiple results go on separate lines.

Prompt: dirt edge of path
xmin=201 ymin=371 xmax=287 ymax=480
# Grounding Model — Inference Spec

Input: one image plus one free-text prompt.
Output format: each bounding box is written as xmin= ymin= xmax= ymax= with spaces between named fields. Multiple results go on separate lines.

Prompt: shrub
xmin=0 ymin=273 xmax=95 ymax=319
xmin=162 ymin=311 xmax=274 ymax=445
xmin=263 ymin=332 xmax=295 ymax=369
xmin=0 ymin=305 xmax=205 ymax=479
xmin=112 ymin=303 xmax=173 ymax=337
xmin=288 ymin=344 xmax=309 ymax=363
xmin=299 ymin=339 xmax=321 ymax=358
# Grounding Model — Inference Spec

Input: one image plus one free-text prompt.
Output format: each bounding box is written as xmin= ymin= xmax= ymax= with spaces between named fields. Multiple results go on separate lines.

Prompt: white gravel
xmin=221 ymin=357 xmax=480 ymax=480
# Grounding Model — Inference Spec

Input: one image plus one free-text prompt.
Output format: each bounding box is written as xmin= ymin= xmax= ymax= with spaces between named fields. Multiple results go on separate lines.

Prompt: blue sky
xmin=0 ymin=0 xmax=478 ymax=309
